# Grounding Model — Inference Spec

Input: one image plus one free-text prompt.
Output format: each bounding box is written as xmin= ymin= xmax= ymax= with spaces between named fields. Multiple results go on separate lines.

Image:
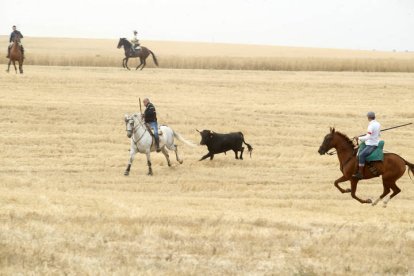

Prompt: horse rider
xmin=130 ymin=30 xmax=141 ymax=54
xmin=7 ymin=25 xmax=24 ymax=59
xmin=352 ymin=111 xmax=381 ymax=179
xmin=142 ymin=98 xmax=161 ymax=152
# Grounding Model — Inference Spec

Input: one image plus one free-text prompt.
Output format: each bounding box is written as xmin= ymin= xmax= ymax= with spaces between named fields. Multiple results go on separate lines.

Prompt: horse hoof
xmin=124 ymin=172 xmax=129 ymax=176
xmin=179 ymin=160 xmax=183 ymax=164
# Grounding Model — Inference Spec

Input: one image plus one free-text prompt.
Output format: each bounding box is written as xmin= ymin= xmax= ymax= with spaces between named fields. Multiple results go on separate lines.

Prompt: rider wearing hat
xmin=353 ymin=111 xmax=381 ymax=179
xmin=7 ymin=25 xmax=24 ymax=58
xmin=130 ymin=30 xmax=140 ymax=53
xmin=142 ymin=98 xmax=161 ymax=152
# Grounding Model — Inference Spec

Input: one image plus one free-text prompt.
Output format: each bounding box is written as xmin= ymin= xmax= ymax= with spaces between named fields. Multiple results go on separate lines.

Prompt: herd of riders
xmin=6 ymin=26 xmax=142 ymax=59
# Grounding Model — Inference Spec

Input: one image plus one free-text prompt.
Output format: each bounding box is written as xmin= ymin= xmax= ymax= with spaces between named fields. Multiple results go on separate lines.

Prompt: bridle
xmin=126 ymin=117 xmax=148 ymax=145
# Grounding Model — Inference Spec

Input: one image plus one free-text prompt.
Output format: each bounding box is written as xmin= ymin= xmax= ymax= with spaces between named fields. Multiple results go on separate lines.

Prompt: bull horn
xmin=196 ymin=129 xmax=200 ymax=133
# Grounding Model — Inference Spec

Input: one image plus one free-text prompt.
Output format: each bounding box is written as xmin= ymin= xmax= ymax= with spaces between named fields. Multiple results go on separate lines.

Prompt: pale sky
xmin=1 ymin=0 xmax=413 ymax=51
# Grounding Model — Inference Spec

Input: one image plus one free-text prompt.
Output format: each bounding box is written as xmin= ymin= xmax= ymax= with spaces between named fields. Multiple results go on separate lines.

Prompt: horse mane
xmin=334 ymin=130 xmax=355 ymax=149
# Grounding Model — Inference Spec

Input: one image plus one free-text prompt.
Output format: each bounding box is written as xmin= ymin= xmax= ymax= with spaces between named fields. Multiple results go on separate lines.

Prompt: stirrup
xmin=352 ymin=172 xmax=363 ymax=179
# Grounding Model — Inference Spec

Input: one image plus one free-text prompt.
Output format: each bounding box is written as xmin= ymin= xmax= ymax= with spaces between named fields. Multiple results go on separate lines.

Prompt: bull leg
xmin=334 ymin=175 xmax=351 ymax=193
xmin=239 ymin=147 xmax=245 ymax=160
xmin=146 ymin=151 xmax=153 ymax=175
xmin=124 ymin=148 xmax=137 ymax=176
xmin=234 ymin=150 xmax=239 ymax=159
xmin=199 ymin=152 xmax=213 ymax=161
xmin=161 ymin=147 xmax=172 ymax=167
xmin=350 ymin=179 xmax=372 ymax=204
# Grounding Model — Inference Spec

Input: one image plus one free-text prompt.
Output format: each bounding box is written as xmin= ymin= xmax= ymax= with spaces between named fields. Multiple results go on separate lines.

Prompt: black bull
xmin=197 ymin=130 xmax=253 ymax=161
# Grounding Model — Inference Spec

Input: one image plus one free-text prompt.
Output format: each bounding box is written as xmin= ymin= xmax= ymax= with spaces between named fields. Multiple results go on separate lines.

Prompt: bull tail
xmin=149 ymin=50 xmax=159 ymax=66
xmin=241 ymin=133 xmax=253 ymax=158
xmin=404 ymin=159 xmax=414 ymax=180
xmin=173 ymin=131 xmax=196 ymax=147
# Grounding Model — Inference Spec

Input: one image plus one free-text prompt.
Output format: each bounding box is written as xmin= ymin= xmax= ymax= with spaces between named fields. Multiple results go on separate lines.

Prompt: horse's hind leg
xmin=161 ymin=147 xmax=172 ymax=167
xmin=140 ymin=59 xmax=146 ymax=70
xmin=13 ymin=61 xmax=17 ymax=74
xmin=372 ymin=179 xmax=391 ymax=206
xmin=171 ymin=144 xmax=183 ymax=164
xmin=382 ymin=181 xmax=401 ymax=208
xmin=6 ymin=60 xmax=11 ymax=72
xmin=19 ymin=61 xmax=23 ymax=74
xmin=135 ymin=58 xmax=143 ymax=70
xmin=146 ymin=151 xmax=153 ymax=175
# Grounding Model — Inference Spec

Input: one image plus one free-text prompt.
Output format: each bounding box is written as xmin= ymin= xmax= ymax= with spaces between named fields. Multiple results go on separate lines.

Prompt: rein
xmin=128 ymin=118 xmax=148 ymax=147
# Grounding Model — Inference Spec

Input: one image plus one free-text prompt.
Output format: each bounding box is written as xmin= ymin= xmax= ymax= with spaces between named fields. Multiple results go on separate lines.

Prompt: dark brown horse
xmin=117 ymin=38 xmax=158 ymax=70
xmin=7 ymin=36 xmax=24 ymax=74
xmin=318 ymin=128 xmax=414 ymax=206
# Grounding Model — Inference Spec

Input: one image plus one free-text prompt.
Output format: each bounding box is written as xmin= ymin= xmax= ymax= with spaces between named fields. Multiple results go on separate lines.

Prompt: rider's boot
xmin=352 ymin=165 xmax=364 ymax=179
xmin=155 ymin=136 xmax=161 ymax=152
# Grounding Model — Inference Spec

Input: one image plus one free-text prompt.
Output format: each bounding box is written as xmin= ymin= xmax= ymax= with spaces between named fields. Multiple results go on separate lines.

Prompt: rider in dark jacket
xmin=7 ymin=25 xmax=24 ymax=58
xmin=143 ymin=98 xmax=161 ymax=152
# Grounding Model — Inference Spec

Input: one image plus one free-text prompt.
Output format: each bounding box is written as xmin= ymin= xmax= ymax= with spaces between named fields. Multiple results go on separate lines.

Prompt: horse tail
xmin=241 ymin=133 xmax=253 ymax=158
xmin=173 ymin=131 xmax=196 ymax=147
xmin=148 ymin=50 xmax=159 ymax=66
xmin=404 ymin=159 xmax=414 ymax=180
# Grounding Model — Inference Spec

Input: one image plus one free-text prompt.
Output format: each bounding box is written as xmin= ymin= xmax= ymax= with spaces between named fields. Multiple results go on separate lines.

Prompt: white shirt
xmin=359 ymin=119 xmax=381 ymax=146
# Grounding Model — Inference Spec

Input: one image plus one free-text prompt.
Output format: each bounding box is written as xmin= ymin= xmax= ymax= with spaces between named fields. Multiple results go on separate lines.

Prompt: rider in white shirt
xmin=353 ymin=111 xmax=381 ymax=179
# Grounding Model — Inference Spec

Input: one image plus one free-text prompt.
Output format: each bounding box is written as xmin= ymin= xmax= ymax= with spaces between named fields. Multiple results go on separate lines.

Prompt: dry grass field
xmin=1 ymin=36 xmax=414 ymax=71
xmin=1 ymin=64 xmax=414 ymax=274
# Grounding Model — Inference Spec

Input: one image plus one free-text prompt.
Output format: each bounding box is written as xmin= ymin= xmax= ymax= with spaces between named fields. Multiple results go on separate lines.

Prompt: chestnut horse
xmin=7 ymin=36 xmax=24 ymax=74
xmin=318 ymin=128 xmax=414 ymax=206
xmin=117 ymin=38 xmax=158 ymax=70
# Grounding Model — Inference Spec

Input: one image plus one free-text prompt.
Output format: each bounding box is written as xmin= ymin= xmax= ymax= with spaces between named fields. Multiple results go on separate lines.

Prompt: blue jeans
xmin=149 ymin=121 xmax=158 ymax=139
xmin=358 ymin=145 xmax=377 ymax=166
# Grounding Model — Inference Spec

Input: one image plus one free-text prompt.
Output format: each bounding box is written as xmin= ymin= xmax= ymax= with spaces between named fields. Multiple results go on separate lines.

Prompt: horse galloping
xmin=117 ymin=38 xmax=159 ymax=70
xmin=7 ymin=36 xmax=24 ymax=74
xmin=124 ymin=113 xmax=195 ymax=175
xmin=318 ymin=128 xmax=414 ymax=206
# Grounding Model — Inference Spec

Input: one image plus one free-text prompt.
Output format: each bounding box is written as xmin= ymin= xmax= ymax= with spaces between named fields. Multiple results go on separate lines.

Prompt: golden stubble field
xmin=1 ymin=36 xmax=414 ymax=71
xmin=1 ymin=65 xmax=414 ymax=274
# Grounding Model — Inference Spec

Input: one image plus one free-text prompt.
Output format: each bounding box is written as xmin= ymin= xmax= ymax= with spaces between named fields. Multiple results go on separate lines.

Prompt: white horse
xmin=124 ymin=113 xmax=195 ymax=175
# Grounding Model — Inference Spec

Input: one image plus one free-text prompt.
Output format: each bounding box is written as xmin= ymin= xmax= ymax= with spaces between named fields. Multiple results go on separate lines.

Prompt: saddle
xmin=358 ymin=141 xmax=384 ymax=162
xmin=145 ymin=124 xmax=163 ymax=137
xmin=357 ymin=141 xmax=385 ymax=176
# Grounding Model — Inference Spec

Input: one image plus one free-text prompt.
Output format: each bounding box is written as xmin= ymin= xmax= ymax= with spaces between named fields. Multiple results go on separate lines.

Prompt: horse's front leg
xmin=19 ymin=61 xmax=23 ymax=74
xmin=146 ymin=151 xmax=153 ymax=175
xmin=334 ymin=175 xmax=351 ymax=193
xmin=13 ymin=61 xmax=17 ymax=74
xmin=125 ymin=58 xmax=130 ymax=70
xmin=124 ymin=148 xmax=136 ymax=176
xmin=350 ymin=179 xmax=372 ymax=204
xmin=122 ymin=58 xmax=127 ymax=68
xmin=6 ymin=60 xmax=11 ymax=72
